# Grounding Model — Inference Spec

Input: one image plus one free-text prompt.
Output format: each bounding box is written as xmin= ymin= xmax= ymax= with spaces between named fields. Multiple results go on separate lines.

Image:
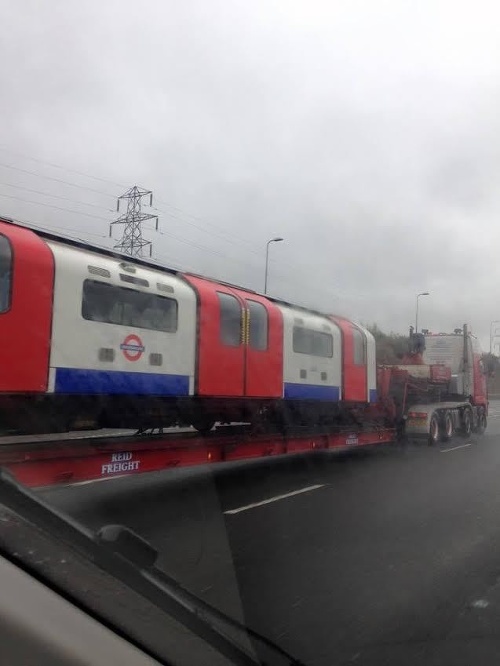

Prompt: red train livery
xmin=0 ymin=218 xmax=378 ymax=434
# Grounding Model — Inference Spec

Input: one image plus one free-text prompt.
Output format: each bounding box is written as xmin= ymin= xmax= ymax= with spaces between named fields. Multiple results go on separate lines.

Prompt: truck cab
xmin=422 ymin=331 xmax=488 ymax=409
xmin=382 ymin=326 xmax=488 ymax=444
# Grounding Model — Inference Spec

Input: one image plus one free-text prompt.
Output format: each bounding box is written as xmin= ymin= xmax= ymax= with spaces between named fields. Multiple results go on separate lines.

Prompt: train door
xmin=231 ymin=290 xmax=283 ymax=398
xmin=330 ymin=316 xmax=368 ymax=402
xmin=183 ymin=275 xmax=282 ymax=398
xmin=188 ymin=276 xmax=245 ymax=397
xmin=364 ymin=326 xmax=377 ymax=402
xmin=345 ymin=326 xmax=368 ymax=402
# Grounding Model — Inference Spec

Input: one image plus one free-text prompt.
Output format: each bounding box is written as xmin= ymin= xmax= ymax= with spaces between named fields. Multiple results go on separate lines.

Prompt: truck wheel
xmin=475 ymin=409 xmax=487 ymax=435
xmin=191 ymin=414 xmax=216 ymax=435
xmin=428 ymin=413 xmax=440 ymax=446
xmin=441 ymin=411 xmax=454 ymax=441
xmin=460 ymin=407 xmax=472 ymax=438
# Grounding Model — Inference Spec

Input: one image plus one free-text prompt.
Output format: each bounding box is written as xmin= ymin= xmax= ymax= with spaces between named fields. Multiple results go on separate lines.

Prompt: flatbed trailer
xmin=0 ymin=426 xmax=396 ymax=489
xmin=0 ymin=325 xmax=487 ymax=489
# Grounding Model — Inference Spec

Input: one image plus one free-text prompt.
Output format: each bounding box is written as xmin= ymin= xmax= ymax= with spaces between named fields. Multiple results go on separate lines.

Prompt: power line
xmin=143 ymin=223 xmax=264 ymax=272
xmin=0 ymin=162 xmax=116 ymax=199
xmin=153 ymin=200 xmax=265 ymax=254
xmin=0 ymin=181 xmax=115 ymax=211
xmin=0 ymin=181 xmax=318 ymax=293
xmin=9 ymin=212 xmax=346 ymax=303
xmin=0 ymin=148 xmax=262 ymax=250
xmin=0 ymin=191 xmax=110 ymax=221
xmin=110 ymin=186 xmax=158 ymax=257
xmin=7 ymin=216 xmax=110 ymax=242
xmin=0 ymin=186 xmax=263 ymax=271
xmin=0 ymin=153 xmax=304 ymax=283
xmin=0 ymin=150 xmax=268 ymax=255
xmin=0 ymin=145 xmax=127 ymax=189
xmin=152 ymin=206 xmax=264 ymax=257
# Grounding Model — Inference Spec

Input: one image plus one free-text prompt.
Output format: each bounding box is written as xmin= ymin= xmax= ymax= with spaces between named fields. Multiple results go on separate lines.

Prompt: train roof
xmin=0 ymin=215 xmax=346 ymax=322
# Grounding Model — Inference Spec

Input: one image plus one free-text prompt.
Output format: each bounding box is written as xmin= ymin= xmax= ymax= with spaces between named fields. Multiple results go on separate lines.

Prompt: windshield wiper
xmin=0 ymin=469 xmax=306 ymax=666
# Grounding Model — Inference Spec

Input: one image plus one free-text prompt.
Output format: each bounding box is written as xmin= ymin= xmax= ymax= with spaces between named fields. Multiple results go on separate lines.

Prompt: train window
xmin=247 ymin=300 xmax=268 ymax=350
xmin=352 ymin=328 xmax=366 ymax=365
xmin=0 ymin=234 xmax=12 ymax=313
xmin=82 ymin=280 xmax=177 ymax=332
xmin=293 ymin=327 xmax=333 ymax=357
xmin=217 ymin=292 xmax=241 ymax=346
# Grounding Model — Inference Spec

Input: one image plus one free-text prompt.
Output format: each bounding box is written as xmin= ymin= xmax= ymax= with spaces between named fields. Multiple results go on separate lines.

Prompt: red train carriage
xmin=0 ymin=217 xmax=377 ymax=434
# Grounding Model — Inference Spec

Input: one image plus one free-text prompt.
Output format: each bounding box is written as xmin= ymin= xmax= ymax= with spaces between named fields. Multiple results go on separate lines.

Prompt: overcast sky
xmin=1 ymin=0 xmax=500 ymax=349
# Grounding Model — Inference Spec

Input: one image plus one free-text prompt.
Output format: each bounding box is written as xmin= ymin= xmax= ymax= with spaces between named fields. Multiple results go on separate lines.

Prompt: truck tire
xmin=190 ymin=414 xmax=216 ymax=435
xmin=460 ymin=407 xmax=472 ymax=438
xmin=475 ymin=408 xmax=487 ymax=435
xmin=428 ymin=413 xmax=440 ymax=446
xmin=441 ymin=411 xmax=454 ymax=442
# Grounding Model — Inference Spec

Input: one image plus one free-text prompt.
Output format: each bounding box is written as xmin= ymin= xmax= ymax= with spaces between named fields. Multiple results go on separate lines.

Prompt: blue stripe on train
xmin=369 ymin=389 xmax=378 ymax=402
xmin=284 ymin=383 xmax=340 ymax=401
xmin=54 ymin=368 xmax=190 ymax=396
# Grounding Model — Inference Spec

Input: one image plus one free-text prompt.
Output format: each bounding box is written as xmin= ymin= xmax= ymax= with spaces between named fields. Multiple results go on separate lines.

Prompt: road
xmin=39 ymin=404 xmax=500 ymax=665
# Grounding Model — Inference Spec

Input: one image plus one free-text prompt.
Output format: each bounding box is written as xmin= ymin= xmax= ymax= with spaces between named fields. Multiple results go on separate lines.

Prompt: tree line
xmin=365 ymin=324 xmax=410 ymax=363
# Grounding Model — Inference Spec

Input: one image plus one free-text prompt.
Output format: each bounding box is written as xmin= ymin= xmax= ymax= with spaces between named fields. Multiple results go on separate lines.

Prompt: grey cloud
xmin=0 ymin=0 xmax=499 ymax=348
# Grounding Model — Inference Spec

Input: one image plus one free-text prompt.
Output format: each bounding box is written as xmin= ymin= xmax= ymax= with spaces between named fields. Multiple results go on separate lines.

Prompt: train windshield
xmin=0 ymin=234 xmax=12 ymax=313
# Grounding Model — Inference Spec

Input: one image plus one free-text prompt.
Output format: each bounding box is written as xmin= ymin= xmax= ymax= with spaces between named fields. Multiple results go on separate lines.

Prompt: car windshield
xmin=0 ymin=2 xmax=499 ymax=665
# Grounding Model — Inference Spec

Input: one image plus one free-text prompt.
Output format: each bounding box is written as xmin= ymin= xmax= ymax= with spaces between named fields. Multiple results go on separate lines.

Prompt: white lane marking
xmin=68 ymin=475 xmax=130 ymax=487
xmin=224 ymin=484 xmax=325 ymax=515
xmin=37 ymin=475 xmax=130 ymax=492
xmin=471 ymin=599 xmax=489 ymax=609
xmin=441 ymin=442 xmax=474 ymax=453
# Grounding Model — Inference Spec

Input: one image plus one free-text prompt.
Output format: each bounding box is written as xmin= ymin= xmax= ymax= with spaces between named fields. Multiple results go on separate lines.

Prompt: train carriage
xmin=0 ymin=217 xmax=380 ymax=434
xmin=48 ymin=240 xmax=198 ymax=430
xmin=275 ymin=305 xmax=342 ymax=425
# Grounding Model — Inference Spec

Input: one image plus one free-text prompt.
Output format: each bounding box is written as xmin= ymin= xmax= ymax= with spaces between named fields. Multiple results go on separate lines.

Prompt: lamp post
xmin=415 ymin=292 xmax=430 ymax=334
xmin=264 ymin=237 xmax=283 ymax=294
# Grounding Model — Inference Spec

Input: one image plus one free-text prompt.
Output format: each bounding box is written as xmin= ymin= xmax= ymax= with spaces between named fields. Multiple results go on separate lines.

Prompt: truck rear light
xmin=408 ymin=411 xmax=427 ymax=419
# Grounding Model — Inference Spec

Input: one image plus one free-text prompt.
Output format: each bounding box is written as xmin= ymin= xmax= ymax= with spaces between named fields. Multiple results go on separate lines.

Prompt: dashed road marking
xmin=224 ymin=484 xmax=325 ymax=515
xmin=471 ymin=599 xmax=489 ymax=609
xmin=37 ymin=474 xmax=131 ymax=492
xmin=68 ymin=475 xmax=131 ymax=486
xmin=441 ymin=442 xmax=474 ymax=453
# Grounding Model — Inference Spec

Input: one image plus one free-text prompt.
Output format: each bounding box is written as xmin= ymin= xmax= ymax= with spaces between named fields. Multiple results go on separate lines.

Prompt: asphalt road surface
xmin=40 ymin=404 xmax=500 ymax=665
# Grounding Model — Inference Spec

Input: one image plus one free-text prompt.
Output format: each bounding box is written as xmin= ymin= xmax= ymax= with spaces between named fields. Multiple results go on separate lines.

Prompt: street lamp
xmin=415 ymin=292 xmax=430 ymax=333
xmin=264 ymin=237 xmax=283 ymax=294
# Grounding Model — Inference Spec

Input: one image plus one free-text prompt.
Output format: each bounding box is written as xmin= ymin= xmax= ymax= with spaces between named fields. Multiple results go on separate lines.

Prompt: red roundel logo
xmin=120 ymin=334 xmax=145 ymax=362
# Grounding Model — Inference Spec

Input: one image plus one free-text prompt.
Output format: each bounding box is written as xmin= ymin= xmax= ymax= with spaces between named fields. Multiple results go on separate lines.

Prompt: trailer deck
xmin=0 ymin=426 xmax=397 ymax=488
